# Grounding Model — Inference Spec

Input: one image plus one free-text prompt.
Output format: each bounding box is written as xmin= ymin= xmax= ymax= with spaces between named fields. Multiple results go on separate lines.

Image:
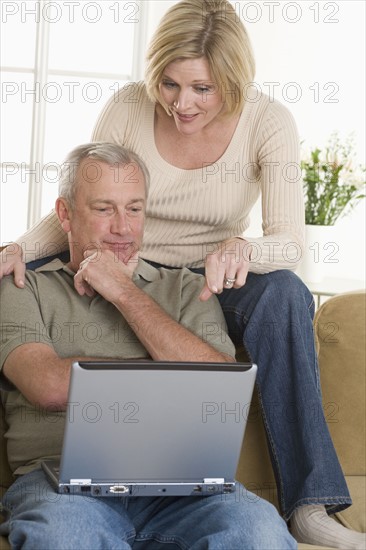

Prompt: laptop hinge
xmin=70 ymin=478 xmax=92 ymax=485
xmin=203 ymin=478 xmax=225 ymax=484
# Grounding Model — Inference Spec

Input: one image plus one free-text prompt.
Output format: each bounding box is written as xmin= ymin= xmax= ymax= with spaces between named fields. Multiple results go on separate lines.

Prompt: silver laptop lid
xmin=58 ymin=361 xmax=257 ymax=495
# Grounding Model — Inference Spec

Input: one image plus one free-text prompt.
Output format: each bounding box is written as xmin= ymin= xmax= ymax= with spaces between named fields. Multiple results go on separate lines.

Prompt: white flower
xmin=339 ymin=164 xmax=366 ymax=190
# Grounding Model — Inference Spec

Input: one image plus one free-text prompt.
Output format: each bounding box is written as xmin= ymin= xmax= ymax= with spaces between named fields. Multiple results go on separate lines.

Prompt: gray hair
xmin=58 ymin=142 xmax=150 ymax=208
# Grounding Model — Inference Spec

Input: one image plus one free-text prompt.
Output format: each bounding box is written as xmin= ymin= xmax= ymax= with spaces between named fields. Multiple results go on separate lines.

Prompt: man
xmin=0 ymin=143 xmax=295 ymax=549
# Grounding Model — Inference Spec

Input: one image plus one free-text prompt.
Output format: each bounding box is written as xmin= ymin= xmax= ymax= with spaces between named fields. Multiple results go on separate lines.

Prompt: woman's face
xmin=158 ymin=57 xmax=225 ymax=136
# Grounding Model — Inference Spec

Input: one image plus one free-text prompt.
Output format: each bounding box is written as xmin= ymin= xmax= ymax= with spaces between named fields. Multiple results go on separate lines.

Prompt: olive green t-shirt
xmin=0 ymin=258 xmax=235 ymax=474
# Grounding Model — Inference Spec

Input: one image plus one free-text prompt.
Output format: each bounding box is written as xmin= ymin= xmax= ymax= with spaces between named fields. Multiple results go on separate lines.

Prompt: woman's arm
xmin=200 ymin=98 xmax=304 ymax=300
xmin=15 ymin=209 xmax=68 ymax=262
xmin=245 ymin=99 xmax=305 ymax=274
xmin=0 ymin=210 xmax=68 ymax=286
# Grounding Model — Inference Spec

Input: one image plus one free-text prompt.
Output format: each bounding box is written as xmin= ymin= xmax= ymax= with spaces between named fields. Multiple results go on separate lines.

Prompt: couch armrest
xmin=314 ymin=290 xmax=366 ymax=475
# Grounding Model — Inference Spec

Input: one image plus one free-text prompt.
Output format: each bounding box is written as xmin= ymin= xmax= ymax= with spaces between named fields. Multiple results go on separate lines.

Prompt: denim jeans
xmin=187 ymin=268 xmax=351 ymax=520
xmin=24 ymin=256 xmax=352 ymax=522
xmin=0 ymin=469 xmax=296 ymax=550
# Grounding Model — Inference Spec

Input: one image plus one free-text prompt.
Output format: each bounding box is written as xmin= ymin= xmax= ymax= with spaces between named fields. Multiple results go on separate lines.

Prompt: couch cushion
xmin=335 ymin=475 xmax=366 ymax=533
xmin=314 ymin=291 xmax=366 ymax=475
xmin=235 ymin=387 xmax=278 ymax=507
xmin=298 ymin=545 xmax=336 ymax=549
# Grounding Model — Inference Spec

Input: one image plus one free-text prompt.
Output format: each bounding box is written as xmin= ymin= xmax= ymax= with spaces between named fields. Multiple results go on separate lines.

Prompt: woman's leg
xmin=148 ymin=261 xmax=351 ymax=518
xmin=213 ymin=270 xmax=351 ymax=520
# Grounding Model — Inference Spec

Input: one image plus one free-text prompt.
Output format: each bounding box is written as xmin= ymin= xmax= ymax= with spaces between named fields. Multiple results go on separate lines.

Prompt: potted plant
xmin=299 ymin=132 xmax=365 ymax=282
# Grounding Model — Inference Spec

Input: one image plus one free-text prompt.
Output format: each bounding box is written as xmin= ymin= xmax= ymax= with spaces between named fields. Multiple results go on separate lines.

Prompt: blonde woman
xmin=1 ymin=2 xmax=364 ymax=548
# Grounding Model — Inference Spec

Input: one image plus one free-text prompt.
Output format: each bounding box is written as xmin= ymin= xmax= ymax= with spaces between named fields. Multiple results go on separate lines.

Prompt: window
xmin=0 ymin=0 xmax=148 ymax=243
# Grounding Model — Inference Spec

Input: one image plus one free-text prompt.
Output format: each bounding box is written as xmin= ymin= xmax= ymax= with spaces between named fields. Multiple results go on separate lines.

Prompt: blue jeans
xmin=24 ymin=256 xmax=352 ymax=521
xmin=0 ymin=469 xmax=296 ymax=550
xmin=188 ymin=268 xmax=351 ymax=520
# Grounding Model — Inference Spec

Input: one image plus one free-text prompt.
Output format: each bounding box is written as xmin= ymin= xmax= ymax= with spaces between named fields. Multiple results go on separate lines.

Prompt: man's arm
xmin=0 ymin=270 xmax=122 ymax=410
xmin=1 ymin=252 xmax=234 ymax=412
xmin=2 ymin=343 xmax=108 ymax=411
xmin=74 ymin=250 xmax=235 ymax=364
xmin=113 ymin=287 xmax=233 ymax=363
xmin=3 ymin=343 xmax=72 ymax=409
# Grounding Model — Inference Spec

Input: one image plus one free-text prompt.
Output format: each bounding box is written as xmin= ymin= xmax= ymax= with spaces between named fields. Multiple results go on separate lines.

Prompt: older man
xmin=0 ymin=143 xmax=295 ymax=549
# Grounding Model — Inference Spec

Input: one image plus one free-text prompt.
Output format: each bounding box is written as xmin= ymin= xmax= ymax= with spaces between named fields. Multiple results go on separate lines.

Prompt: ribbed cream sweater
xmin=18 ymin=81 xmax=304 ymax=272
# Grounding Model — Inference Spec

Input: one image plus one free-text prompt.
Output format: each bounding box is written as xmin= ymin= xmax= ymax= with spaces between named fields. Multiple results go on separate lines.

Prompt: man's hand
xmin=199 ymin=237 xmax=252 ymax=301
xmin=0 ymin=243 xmax=25 ymax=288
xmin=74 ymin=249 xmax=234 ymax=365
xmin=73 ymin=248 xmax=139 ymax=302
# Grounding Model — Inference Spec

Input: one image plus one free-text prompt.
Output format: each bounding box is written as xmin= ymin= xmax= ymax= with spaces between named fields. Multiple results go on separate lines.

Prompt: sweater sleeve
xmin=15 ymin=210 xmax=68 ymax=262
xmin=245 ymin=100 xmax=305 ymax=274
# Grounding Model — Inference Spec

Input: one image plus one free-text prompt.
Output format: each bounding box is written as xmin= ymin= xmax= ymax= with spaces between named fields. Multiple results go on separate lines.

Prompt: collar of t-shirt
xmin=34 ymin=257 xmax=160 ymax=283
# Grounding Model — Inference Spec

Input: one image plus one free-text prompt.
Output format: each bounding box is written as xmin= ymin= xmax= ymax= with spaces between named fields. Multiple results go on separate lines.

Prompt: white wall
xmin=244 ymin=0 xmax=366 ymax=282
xmin=146 ymin=0 xmax=366 ymax=282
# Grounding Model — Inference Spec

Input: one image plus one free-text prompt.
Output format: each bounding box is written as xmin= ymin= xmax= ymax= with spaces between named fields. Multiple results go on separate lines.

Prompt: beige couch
xmin=1 ymin=290 xmax=365 ymax=549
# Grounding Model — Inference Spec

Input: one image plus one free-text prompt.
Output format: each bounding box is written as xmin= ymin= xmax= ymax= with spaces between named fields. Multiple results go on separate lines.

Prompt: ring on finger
xmin=224 ymin=277 xmax=236 ymax=286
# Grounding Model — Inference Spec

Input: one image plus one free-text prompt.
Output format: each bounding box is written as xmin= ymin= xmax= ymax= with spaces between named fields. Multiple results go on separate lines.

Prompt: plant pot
xmin=296 ymin=224 xmax=339 ymax=283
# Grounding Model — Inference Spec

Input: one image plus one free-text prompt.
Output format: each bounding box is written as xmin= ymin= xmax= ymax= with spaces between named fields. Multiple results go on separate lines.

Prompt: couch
xmin=1 ymin=290 xmax=365 ymax=549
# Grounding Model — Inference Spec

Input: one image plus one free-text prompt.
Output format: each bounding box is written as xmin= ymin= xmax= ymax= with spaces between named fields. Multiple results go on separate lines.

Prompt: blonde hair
xmin=145 ymin=0 xmax=255 ymax=117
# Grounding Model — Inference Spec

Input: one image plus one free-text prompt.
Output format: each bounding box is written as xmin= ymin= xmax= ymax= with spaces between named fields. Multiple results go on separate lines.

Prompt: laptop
xmin=42 ymin=360 xmax=257 ymax=497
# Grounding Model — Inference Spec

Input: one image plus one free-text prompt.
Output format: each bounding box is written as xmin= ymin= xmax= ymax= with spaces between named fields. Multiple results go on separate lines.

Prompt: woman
xmin=1 ymin=1 xmax=364 ymax=548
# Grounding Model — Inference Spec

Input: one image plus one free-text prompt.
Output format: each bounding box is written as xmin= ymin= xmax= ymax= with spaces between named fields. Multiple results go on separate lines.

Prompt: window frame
xmin=0 ymin=0 xmax=149 ymax=236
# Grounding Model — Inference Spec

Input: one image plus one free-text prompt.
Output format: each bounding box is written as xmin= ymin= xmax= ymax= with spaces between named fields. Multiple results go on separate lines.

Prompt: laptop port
xmin=109 ymin=485 xmax=129 ymax=494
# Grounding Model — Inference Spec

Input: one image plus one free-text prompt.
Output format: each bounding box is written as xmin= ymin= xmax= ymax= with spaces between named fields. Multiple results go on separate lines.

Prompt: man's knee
xmin=6 ymin=492 xmax=133 ymax=549
xmin=203 ymin=489 xmax=296 ymax=549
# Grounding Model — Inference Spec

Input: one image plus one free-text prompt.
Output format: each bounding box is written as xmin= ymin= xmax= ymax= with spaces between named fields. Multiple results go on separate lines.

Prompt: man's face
xmin=59 ymin=158 xmax=146 ymax=270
